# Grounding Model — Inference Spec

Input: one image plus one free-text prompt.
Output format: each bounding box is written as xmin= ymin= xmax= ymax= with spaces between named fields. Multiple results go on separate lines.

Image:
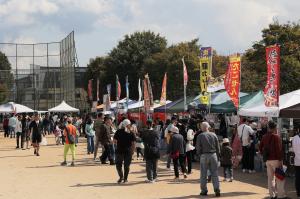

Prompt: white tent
xmin=238 ymin=89 xmax=300 ymax=117
xmin=0 ymin=102 xmax=34 ymax=113
xmin=48 ymin=101 xmax=79 ymax=113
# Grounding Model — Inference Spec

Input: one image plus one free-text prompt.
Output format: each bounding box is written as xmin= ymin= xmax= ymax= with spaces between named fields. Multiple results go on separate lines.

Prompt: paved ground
xmin=0 ymin=133 xmax=297 ymax=199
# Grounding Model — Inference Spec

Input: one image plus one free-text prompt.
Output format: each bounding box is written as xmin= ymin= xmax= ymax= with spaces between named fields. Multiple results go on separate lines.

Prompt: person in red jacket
xmin=3 ymin=116 xmax=9 ymax=138
xmin=259 ymin=121 xmax=286 ymax=199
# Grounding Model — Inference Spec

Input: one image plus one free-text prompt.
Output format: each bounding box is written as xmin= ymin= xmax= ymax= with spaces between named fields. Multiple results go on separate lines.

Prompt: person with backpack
xmin=259 ymin=121 xmax=286 ymax=199
xmin=220 ymin=138 xmax=233 ymax=182
xmin=292 ymin=129 xmax=300 ymax=199
xmin=141 ymin=119 xmax=160 ymax=183
xmin=61 ymin=117 xmax=77 ymax=167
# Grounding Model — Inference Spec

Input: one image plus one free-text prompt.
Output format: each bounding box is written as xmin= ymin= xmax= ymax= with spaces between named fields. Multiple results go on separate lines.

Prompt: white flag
xmin=138 ymin=78 xmax=142 ymax=101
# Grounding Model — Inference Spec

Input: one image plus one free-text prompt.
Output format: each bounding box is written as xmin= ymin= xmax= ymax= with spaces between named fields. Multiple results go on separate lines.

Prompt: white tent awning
xmin=238 ymin=89 xmax=300 ymax=117
xmin=48 ymin=101 xmax=79 ymax=112
xmin=0 ymin=102 xmax=34 ymax=113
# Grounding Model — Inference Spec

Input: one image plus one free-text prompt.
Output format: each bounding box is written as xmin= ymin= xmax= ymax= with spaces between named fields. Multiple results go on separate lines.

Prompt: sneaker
xmin=145 ymin=179 xmax=154 ymax=183
xmin=200 ymin=191 xmax=208 ymax=196
xmin=61 ymin=161 xmax=67 ymax=166
xmin=215 ymin=192 xmax=221 ymax=197
xmin=16 ymin=146 xmax=19 ymax=149
xmin=34 ymin=149 xmax=37 ymax=155
xmin=249 ymin=170 xmax=256 ymax=174
xmin=123 ymin=179 xmax=128 ymax=184
xmin=22 ymin=148 xmax=26 ymax=150
xmin=229 ymin=178 xmax=233 ymax=182
xmin=153 ymin=178 xmax=158 ymax=182
xmin=101 ymin=162 xmax=108 ymax=164
xmin=184 ymin=174 xmax=188 ymax=179
xmin=174 ymin=177 xmax=180 ymax=182
xmin=70 ymin=162 xmax=75 ymax=167
xmin=36 ymin=153 xmax=40 ymax=156
xmin=242 ymin=169 xmax=247 ymax=173
xmin=117 ymin=178 xmax=123 ymax=184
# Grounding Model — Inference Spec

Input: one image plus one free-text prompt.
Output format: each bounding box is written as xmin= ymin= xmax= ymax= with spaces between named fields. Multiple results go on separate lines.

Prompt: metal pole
xmin=47 ymin=43 xmax=49 ymax=109
xmin=15 ymin=44 xmax=18 ymax=103
xmin=33 ymin=44 xmax=36 ymax=111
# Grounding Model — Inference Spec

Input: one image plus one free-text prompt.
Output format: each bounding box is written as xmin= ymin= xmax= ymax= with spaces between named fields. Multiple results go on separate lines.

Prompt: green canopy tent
xmin=154 ymin=96 xmax=196 ymax=113
xmin=210 ymin=91 xmax=263 ymax=113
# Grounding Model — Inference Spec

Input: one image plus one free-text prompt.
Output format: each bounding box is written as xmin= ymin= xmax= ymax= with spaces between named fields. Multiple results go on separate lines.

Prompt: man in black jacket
xmin=141 ymin=119 xmax=160 ymax=183
xmin=99 ymin=116 xmax=115 ymax=165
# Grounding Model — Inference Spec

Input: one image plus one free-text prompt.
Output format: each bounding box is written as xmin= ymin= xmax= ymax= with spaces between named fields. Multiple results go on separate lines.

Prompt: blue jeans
xmin=87 ymin=136 xmax=94 ymax=153
xmin=9 ymin=126 xmax=15 ymax=138
xmin=146 ymin=159 xmax=158 ymax=181
xmin=200 ymin=153 xmax=220 ymax=193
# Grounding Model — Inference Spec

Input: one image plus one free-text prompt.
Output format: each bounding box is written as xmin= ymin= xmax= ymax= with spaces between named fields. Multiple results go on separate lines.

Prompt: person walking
xmin=85 ymin=118 xmax=95 ymax=155
xmin=196 ymin=122 xmax=221 ymax=197
xmin=259 ymin=121 xmax=286 ymax=199
xmin=164 ymin=116 xmax=177 ymax=169
xmin=8 ymin=114 xmax=17 ymax=138
xmin=29 ymin=114 xmax=43 ymax=156
xmin=24 ymin=116 xmax=32 ymax=149
xmin=61 ymin=118 xmax=77 ymax=167
xmin=168 ymin=126 xmax=187 ymax=181
xmin=114 ymin=119 xmax=136 ymax=184
xmin=94 ymin=113 xmax=104 ymax=160
xmin=99 ymin=116 xmax=115 ymax=165
xmin=292 ymin=130 xmax=300 ymax=199
xmin=220 ymin=138 xmax=233 ymax=182
xmin=141 ymin=119 xmax=160 ymax=183
xmin=186 ymin=129 xmax=195 ymax=174
xmin=3 ymin=116 xmax=9 ymax=138
xmin=15 ymin=115 xmax=22 ymax=149
xmin=238 ymin=117 xmax=255 ymax=173
xmin=21 ymin=114 xmax=27 ymax=150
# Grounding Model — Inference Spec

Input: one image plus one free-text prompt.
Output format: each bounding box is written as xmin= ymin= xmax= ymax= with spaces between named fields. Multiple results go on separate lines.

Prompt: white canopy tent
xmin=0 ymin=102 xmax=34 ymax=113
xmin=238 ymin=89 xmax=300 ymax=117
xmin=48 ymin=101 xmax=79 ymax=113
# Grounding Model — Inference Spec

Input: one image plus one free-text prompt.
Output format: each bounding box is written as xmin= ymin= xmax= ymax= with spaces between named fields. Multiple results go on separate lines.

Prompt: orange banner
xmin=225 ymin=55 xmax=241 ymax=109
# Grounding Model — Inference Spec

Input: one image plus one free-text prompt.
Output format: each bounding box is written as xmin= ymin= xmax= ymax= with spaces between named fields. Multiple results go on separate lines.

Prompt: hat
xmin=223 ymin=138 xmax=230 ymax=143
xmin=122 ymin=119 xmax=131 ymax=127
xmin=170 ymin=126 xmax=179 ymax=133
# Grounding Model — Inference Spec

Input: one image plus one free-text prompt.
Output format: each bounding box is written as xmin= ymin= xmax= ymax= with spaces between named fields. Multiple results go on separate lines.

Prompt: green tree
xmin=0 ymin=51 xmax=13 ymax=103
xmin=143 ymin=39 xmax=201 ymax=100
xmin=242 ymin=22 xmax=300 ymax=93
xmin=104 ymin=31 xmax=167 ymax=100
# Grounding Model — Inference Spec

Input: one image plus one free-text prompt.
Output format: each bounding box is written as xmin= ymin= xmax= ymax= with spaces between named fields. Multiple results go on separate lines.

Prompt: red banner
xmin=143 ymin=74 xmax=153 ymax=112
xmin=160 ymin=73 xmax=167 ymax=105
xmin=264 ymin=45 xmax=280 ymax=107
xmin=88 ymin=79 xmax=92 ymax=101
xmin=225 ymin=55 xmax=241 ymax=109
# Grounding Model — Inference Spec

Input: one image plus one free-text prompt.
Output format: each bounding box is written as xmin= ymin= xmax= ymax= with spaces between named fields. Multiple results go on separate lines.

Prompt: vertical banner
xmin=96 ymin=78 xmax=99 ymax=102
xmin=144 ymin=74 xmax=153 ymax=112
xmin=199 ymin=47 xmax=212 ymax=105
xmin=106 ymin=84 xmax=111 ymax=108
xmin=88 ymin=79 xmax=93 ymax=101
xmin=116 ymin=75 xmax=121 ymax=101
xmin=125 ymin=76 xmax=129 ymax=111
xmin=182 ymin=57 xmax=188 ymax=111
xmin=138 ymin=78 xmax=142 ymax=102
xmin=225 ymin=54 xmax=241 ymax=109
xmin=264 ymin=45 xmax=280 ymax=107
xmin=103 ymin=94 xmax=111 ymax=112
xmin=160 ymin=73 xmax=167 ymax=105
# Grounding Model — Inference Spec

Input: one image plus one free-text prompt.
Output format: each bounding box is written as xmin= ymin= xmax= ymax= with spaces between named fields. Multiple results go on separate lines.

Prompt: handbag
xmin=170 ymin=150 xmax=179 ymax=159
xmin=66 ymin=126 xmax=75 ymax=144
xmin=275 ymin=167 xmax=285 ymax=181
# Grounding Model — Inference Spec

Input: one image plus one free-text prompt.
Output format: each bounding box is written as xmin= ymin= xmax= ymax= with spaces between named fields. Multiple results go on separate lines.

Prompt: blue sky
xmin=0 ymin=0 xmax=299 ymax=67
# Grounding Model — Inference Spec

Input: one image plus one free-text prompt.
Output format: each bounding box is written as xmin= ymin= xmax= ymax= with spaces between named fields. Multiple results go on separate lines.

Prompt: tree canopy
xmin=86 ymin=21 xmax=300 ymax=103
xmin=0 ymin=51 xmax=13 ymax=104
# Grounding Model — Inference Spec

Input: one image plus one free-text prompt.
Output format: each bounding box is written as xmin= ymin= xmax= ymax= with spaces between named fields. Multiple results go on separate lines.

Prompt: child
xmin=221 ymin=138 xmax=233 ymax=182
xmin=54 ymin=122 xmax=62 ymax=145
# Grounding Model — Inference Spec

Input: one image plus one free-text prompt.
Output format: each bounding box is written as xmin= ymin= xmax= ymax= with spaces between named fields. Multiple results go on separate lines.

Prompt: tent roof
xmin=280 ymin=103 xmax=300 ymax=118
xmin=0 ymin=102 xmax=34 ymax=113
xmin=191 ymin=91 xmax=248 ymax=106
xmin=238 ymin=89 xmax=300 ymax=117
xmin=154 ymin=96 xmax=195 ymax=113
xmin=48 ymin=101 xmax=79 ymax=112
xmin=128 ymin=100 xmax=172 ymax=113
xmin=210 ymin=91 xmax=262 ymax=113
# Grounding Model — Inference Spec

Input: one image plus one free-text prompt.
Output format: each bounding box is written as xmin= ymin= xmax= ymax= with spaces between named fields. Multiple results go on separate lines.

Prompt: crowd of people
xmin=1 ymin=112 xmax=300 ymax=199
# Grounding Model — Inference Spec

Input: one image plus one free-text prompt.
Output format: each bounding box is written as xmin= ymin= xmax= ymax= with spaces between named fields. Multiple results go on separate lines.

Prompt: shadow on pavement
xmin=71 ymin=180 xmax=145 ymax=188
xmin=160 ymin=192 xmax=257 ymax=199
